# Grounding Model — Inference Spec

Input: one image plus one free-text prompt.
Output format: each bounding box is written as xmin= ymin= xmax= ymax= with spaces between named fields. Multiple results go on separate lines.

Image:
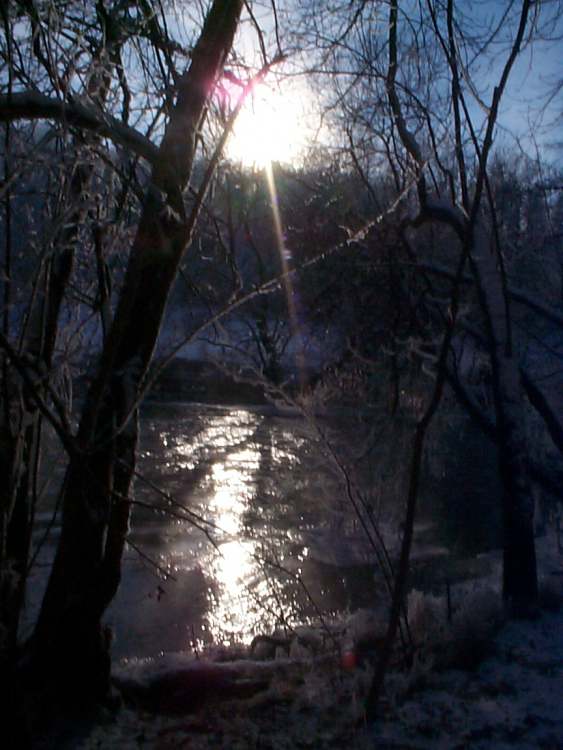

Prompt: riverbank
xmin=37 ymin=534 xmax=562 ymax=749
xmin=148 ymin=358 xmax=281 ymax=406
xmin=146 ymin=357 xmax=376 ymax=418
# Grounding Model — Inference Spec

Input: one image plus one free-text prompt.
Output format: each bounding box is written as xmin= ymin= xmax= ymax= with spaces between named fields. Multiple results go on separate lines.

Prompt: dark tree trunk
xmin=30 ymin=0 xmax=243 ymax=703
xmin=0 ymin=243 xmax=74 ymax=654
xmin=472 ymin=228 xmax=538 ymax=613
xmin=497 ymin=372 xmax=538 ymax=611
xmin=1 ymin=10 xmax=122 ymax=661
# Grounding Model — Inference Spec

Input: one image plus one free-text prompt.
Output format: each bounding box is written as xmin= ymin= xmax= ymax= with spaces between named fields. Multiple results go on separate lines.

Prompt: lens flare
xmin=264 ymin=162 xmax=306 ymax=388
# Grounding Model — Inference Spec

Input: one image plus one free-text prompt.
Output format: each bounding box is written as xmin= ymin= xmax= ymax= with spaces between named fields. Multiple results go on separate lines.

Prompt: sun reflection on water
xmin=144 ymin=406 xmax=317 ymax=649
xmin=210 ymin=449 xmax=261 ymax=535
xmin=206 ymin=540 xmax=257 ymax=644
xmin=203 ymin=434 xmax=265 ymax=644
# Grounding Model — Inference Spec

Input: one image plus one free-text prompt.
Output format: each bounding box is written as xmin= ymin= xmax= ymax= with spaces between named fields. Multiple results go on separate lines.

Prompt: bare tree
xmin=0 ymin=0 xmax=253 ymax=713
xmin=291 ymin=0 xmax=563 ymax=716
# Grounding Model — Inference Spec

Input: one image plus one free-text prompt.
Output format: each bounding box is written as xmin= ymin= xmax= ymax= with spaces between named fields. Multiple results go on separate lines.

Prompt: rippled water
xmin=27 ymin=401 xmax=485 ymax=659
xmin=107 ymin=401 xmax=384 ymax=658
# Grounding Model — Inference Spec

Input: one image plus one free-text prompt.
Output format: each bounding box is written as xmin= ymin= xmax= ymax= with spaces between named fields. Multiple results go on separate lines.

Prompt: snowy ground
xmin=52 ymin=537 xmax=563 ymax=749
xmin=371 ymin=605 xmax=563 ymax=749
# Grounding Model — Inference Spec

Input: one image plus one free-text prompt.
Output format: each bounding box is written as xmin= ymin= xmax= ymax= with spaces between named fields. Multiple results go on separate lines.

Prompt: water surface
xmin=28 ymin=401 xmax=488 ymax=659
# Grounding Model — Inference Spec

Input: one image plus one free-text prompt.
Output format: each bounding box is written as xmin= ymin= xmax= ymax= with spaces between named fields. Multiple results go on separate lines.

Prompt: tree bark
xmin=472 ymin=227 xmax=538 ymax=613
xmin=31 ymin=0 xmax=243 ymax=703
xmin=1 ymin=4 xmax=128 ymax=670
xmin=0 ymin=227 xmax=74 ymax=654
xmin=0 ymin=91 xmax=158 ymax=166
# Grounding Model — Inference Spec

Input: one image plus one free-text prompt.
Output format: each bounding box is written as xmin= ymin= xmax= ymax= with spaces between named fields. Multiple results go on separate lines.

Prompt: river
xmin=27 ymin=400 xmax=492 ymax=659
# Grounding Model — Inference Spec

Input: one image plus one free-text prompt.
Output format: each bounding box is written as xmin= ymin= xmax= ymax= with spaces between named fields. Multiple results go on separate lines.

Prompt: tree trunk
xmin=472 ymin=227 xmax=538 ymax=613
xmin=0 ymin=243 xmax=74 ymax=654
xmin=1 ymin=8 xmax=125 ymax=665
xmin=30 ymin=0 xmax=243 ymax=703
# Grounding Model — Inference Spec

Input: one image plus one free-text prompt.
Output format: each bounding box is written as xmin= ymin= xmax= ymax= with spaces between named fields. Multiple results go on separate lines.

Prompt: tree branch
xmin=0 ymin=91 xmax=158 ymax=164
xmin=414 ymin=259 xmax=563 ymax=329
xmin=521 ymin=370 xmax=563 ymax=457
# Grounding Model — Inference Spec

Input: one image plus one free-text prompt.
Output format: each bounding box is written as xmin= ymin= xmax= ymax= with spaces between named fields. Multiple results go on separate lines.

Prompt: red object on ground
xmin=341 ymin=650 xmax=357 ymax=671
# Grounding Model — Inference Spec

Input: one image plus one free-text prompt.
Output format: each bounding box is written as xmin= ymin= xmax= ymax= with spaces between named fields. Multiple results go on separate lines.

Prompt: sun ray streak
xmin=264 ymin=162 xmax=306 ymax=388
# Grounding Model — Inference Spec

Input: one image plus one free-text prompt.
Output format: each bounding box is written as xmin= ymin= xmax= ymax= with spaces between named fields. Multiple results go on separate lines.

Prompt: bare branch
xmin=0 ymin=91 xmax=159 ymax=164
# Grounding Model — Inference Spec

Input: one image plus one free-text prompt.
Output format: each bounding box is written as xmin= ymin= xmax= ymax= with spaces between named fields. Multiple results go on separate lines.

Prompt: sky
xmin=223 ymin=0 xmax=563 ymax=170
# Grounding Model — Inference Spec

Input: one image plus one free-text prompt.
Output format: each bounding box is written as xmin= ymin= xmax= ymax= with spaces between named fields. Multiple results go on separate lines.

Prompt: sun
xmin=227 ymin=83 xmax=311 ymax=168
